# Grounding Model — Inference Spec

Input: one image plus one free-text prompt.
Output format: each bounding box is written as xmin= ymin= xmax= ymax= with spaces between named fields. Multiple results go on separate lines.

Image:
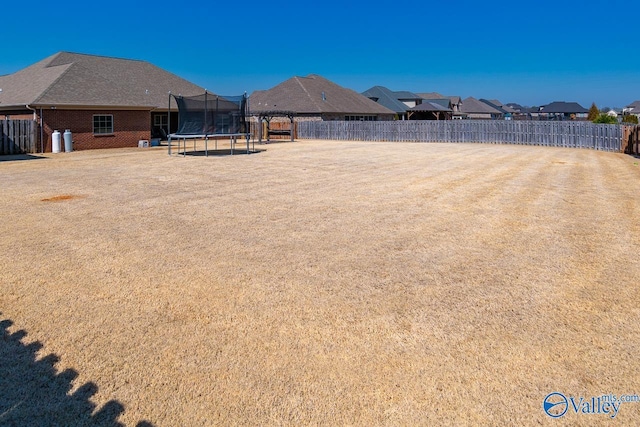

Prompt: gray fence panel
xmin=297 ymin=120 xmax=625 ymax=152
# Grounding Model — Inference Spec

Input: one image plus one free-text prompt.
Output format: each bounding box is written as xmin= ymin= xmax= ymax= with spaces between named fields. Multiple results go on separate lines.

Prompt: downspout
xmin=25 ymin=104 xmax=44 ymax=153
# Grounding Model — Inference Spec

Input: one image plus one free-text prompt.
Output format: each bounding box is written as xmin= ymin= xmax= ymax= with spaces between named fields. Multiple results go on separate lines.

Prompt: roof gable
xmin=479 ymin=99 xmax=516 ymax=114
xmin=251 ymin=75 xmax=395 ymax=116
xmin=0 ymin=53 xmax=72 ymax=106
xmin=460 ymin=97 xmax=503 ymax=114
xmin=0 ymin=52 xmax=205 ymax=109
xmin=362 ymin=86 xmax=415 ymax=114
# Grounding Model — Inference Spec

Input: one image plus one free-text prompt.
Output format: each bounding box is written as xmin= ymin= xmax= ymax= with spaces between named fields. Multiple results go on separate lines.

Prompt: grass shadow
xmin=0 ymin=313 xmax=153 ymax=426
xmin=258 ymin=139 xmax=297 ymax=145
xmin=177 ymin=148 xmax=266 ymax=157
xmin=0 ymin=154 xmax=48 ymax=162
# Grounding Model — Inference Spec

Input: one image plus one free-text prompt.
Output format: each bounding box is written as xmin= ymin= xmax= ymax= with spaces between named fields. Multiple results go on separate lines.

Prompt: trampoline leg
xmin=205 ymin=137 xmax=208 ymax=157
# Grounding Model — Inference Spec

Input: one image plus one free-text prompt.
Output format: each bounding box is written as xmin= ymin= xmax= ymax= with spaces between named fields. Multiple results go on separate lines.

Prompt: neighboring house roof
xmin=394 ymin=90 xmax=422 ymax=101
xmin=460 ymin=97 xmax=503 ymax=115
xmin=480 ymin=99 xmax=517 ymax=115
xmin=0 ymin=51 xmax=205 ymax=109
xmin=539 ymin=101 xmax=588 ymax=114
xmin=362 ymin=86 xmax=415 ymax=114
xmin=624 ymin=100 xmax=640 ymax=113
xmin=417 ymin=93 xmax=462 ymax=105
xmin=409 ymin=102 xmax=452 ymax=112
xmin=507 ymin=103 xmax=539 ymax=114
xmin=506 ymin=102 xmax=524 ymax=112
xmin=250 ymin=75 xmax=395 ymax=116
xmin=417 ymin=92 xmax=445 ymax=99
xmin=422 ymin=98 xmax=452 ymax=109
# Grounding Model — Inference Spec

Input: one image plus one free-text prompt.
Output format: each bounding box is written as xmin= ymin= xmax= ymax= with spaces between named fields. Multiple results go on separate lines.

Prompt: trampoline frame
xmin=167 ymin=91 xmax=251 ymax=156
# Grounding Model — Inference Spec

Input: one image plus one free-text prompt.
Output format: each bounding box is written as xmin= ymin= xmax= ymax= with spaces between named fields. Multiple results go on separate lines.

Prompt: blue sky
xmin=2 ymin=0 xmax=638 ymax=108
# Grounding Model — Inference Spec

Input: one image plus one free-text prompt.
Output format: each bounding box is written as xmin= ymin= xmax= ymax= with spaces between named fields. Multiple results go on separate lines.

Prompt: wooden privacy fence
xmin=1 ymin=120 xmax=38 ymax=155
xmin=624 ymin=126 xmax=640 ymax=155
xmin=298 ymin=120 xmax=634 ymax=152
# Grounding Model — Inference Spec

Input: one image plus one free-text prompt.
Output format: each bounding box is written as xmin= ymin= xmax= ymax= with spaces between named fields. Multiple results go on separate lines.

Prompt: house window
xmin=153 ymin=114 xmax=168 ymax=130
xmin=93 ymin=115 xmax=114 ymax=134
xmin=345 ymin=115 xmax=377 ymax=121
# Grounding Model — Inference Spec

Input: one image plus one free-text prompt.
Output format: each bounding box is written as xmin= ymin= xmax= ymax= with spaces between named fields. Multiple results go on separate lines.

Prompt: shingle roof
xmin=417 ymin=93 xmax=461 ymax=105
xmin=460 ymin=97 xmax=503 ymax=115
xmin=479 ymin=99 xmax=517 ymax=114
xmin=422 ymin=98 xmax=451 ymax=109
xmin=417 ymin=92 xmax=445 ymax=99
xmin=250 ymin=75 xmax=395 ymax=116
xmin=506 ymin=102 xmax=525 ymax=112
xmin=539 ymin=101 xmax=588 ymax=114
xmin=409 ymin=101 xmax=452 ymax=112
xmin=624 ymin=100 xmax=640 ymax=110
xmin=0 ymin=52 xmax=205 ymax=109
xmin=361 ymin=86 xmax=415 ymax=114
xmin=394 ymin=90 xmax=421 ymax=100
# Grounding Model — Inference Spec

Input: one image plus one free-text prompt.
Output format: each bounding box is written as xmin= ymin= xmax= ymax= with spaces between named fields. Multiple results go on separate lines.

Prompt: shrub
xmin=622 ymin=115 xmax=639 ymax=124
xmin=593 ymin=113 xmax=618 ymax=124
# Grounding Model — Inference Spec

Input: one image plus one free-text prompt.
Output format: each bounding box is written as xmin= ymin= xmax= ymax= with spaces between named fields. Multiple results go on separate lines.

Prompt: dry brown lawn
xmin=1 ymin=140 xmax=640 ymax=426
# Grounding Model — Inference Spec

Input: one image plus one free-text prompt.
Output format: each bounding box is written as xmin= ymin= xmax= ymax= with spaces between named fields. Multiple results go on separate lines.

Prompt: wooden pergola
xmin=407 ymin=102 xmax=453 ymax=120
xmin=253 ymin=110 xmax=296 ymax=143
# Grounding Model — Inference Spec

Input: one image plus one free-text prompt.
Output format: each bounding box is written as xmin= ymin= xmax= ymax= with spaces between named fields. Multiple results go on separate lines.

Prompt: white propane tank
xmin=52 ymin=130 xmax=61 ymax=153
xmin=63 ymin=129 xmax=73 ymax=152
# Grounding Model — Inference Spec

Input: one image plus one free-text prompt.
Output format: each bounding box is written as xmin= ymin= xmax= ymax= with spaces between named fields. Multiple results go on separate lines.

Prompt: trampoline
xmin=167 ymin=92 xmax=251 ymax=156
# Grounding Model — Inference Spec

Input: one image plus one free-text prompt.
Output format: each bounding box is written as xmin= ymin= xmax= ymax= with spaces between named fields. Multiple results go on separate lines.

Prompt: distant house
xmin=460 ymin=97 xmax=503 ymax=119
xmin=505 ymin=103 xmax=525 ymax=113
xmin=417 ymin=93 xmax=464 ymax=118
xmin=0 ymin=52 xmax=206 ymax=152
xmin=538 ymin=101 xmax=589 ymax=120
xmin=606 ymin=108 xmax=621 ymax=118
xmin=362 ymin=86 xmax=423 ymax=120
xmin=623 ymin=101 xmax=640 ymax=120
xmin=506 ymin=103 xmax=540 ymax=119
xmin=479 ymin=99 xmax=517 ymax=119
xmin=250 ymin=75 xmax=395 ymax=122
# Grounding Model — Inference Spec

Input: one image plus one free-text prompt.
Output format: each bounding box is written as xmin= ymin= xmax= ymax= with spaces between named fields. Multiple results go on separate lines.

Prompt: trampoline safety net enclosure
xmin=168 ymin=91 xmax=250 ymax=156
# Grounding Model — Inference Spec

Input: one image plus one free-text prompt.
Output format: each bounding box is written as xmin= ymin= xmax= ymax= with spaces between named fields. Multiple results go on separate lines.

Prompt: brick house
xmin=250 ymin=74 xmax=395 ymax=122
xmin=0 ymin=52 xmax=205 ymax=152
